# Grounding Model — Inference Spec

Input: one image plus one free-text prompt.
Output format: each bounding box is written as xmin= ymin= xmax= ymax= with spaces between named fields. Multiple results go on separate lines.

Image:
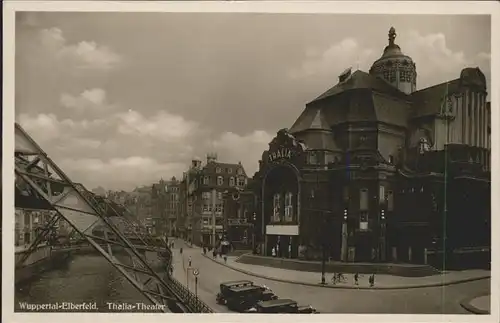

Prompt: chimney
xmin=206 ymin=152 xmax=218 ymax=164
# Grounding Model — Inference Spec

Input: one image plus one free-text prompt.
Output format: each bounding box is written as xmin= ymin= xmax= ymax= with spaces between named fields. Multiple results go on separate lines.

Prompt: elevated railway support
xmin=14 ymin=123 xmax=213 ymax=313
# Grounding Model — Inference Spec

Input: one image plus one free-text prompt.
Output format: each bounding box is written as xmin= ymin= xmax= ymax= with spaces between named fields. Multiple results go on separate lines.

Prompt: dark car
xmin=246 ymin=299 xmax=318 ymax=314
xmin=216 ymin=280 xmax=254 ymax=305
xmin=225 ymin=286 xmax=273 ymax=312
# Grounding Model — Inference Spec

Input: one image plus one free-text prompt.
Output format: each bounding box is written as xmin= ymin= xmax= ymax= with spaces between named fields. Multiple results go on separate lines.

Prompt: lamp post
xmin=320 ymin=212 xmax=326 ymax=285
xmin=341 ymin=209 xmax=348 ymax=262
xmin=314 ymin=165 xmax=328 ymax=285
xmin=380 ymin=206 xmax=386 ymax=262
xmin=252 ymin=212 xmax=257 ymax=254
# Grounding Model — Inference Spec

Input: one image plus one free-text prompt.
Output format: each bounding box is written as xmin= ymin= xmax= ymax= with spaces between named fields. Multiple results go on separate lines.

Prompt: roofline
xmin=412 ymin=78 xmax=460 ymax=95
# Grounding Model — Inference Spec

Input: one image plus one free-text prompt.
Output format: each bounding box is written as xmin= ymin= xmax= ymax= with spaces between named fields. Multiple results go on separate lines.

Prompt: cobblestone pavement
xmin=170 ymin=239 xmax=490 ymax=314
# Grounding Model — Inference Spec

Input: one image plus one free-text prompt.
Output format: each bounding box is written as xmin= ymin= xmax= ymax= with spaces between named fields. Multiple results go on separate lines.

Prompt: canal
xmin=15 ymin=254 xmax=163 ymax=312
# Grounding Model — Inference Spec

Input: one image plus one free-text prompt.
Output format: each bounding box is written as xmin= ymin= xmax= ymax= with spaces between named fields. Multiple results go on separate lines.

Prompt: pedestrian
xmin=188 ymin=256 xmax=192 ymax=267
xmin=331 ymin=273 xmax=337 ymax=285
xmin=180 ymin=247 xmax=183 ymax=255
xmin=203 ymin=247 xmax=207 ymax=255
xmin=271 ymin=247 xmax=276 ymax=257
xmin=213 ymin=250 xmax=217 ymax=259
xmin=371 ymin=274 xmax=375 ymax=287
xmin=224 ymin=255 xmax=227 ymax=264
xmin=369 ymin=274 xmax=374 ymax=287
xmin=354 ymin=273 xmax=359 ymax=285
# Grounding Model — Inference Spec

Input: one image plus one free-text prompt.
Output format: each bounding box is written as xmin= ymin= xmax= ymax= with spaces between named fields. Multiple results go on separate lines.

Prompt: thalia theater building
xmin=251 ymin=28 xmax=491 ymax=265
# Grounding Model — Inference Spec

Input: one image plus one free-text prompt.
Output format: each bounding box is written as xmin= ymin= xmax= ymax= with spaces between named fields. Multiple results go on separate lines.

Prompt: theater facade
xmin=251 ymin=28 xmax=491 ymax=266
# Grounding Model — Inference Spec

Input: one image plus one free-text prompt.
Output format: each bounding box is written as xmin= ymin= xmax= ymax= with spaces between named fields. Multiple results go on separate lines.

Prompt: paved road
xmin=171 ymin=239 xmax=489 ymax=314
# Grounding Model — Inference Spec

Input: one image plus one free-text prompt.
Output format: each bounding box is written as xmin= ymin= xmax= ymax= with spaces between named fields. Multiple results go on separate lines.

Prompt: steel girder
xmin=14 ymin=123 xmax=212 ymax=313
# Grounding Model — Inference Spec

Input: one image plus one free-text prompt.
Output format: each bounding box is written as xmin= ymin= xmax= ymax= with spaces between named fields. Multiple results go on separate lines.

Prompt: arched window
xmin=284 ymin=192 xmax=293 ymax=222
xmin=203 ymin=176 xmax=210 ymax=185
xmin=273 ymin=193 xmax=281 ymax=222
xmin=229 ymin=177 xmax=235 ymax=186
xmin=217 ymin=176 xmax=224 ymax=186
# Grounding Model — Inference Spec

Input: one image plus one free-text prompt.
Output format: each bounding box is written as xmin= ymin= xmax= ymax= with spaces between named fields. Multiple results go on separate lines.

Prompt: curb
xmin=202 ymin=254 xmax=490 ymax=290
xmin=459 ymin=295 xmax=490 ymax=314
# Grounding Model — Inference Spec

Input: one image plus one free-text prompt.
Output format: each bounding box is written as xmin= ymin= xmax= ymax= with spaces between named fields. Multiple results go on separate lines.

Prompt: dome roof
xmin=369 ymin=27 xmax=417 ymax=94
xmin=371 ymin=27 xmax=414 ymax=65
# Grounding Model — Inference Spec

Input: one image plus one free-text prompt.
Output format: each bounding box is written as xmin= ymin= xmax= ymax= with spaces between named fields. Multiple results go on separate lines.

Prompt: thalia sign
xmin=268 ymin=148 xmax=293 ymax=163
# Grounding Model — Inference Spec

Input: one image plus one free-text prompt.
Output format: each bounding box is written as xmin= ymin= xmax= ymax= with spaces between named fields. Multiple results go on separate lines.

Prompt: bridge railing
xmin=163 ymin=273 xmax=214 ymax=313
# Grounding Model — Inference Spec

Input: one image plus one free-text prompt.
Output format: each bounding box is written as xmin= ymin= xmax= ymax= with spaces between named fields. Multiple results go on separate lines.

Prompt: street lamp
xmin=315 ymin=165 xmax=328 ymax=285
xmin=252 ymin=212 xmax=257 ymax=254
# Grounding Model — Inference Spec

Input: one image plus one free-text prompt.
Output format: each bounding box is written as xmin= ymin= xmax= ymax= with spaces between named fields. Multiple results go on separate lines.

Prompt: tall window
xmin=217 ymin=192 xmax=223 ymax=200
xmin=387 ymin=190 xmax=394 ymax=211
xmin=217 ymin=176 xmax=224 ymax=186
xmin=379 ymin=185 xmax=385 ymax=204
xmin=273 ymin=193 xmax=281 ymax=222
xmin=203 ymin=176 xmax=210 ymax=185
xmin=360 ymin=188 xmax=369 ymax=211
xmin=237 ymin=177 xmax=246 ymax=187
xmin=229 ymin=177 xmax=235 ymax=186
xmin=284 ymin=192 xmax=293 ymax=222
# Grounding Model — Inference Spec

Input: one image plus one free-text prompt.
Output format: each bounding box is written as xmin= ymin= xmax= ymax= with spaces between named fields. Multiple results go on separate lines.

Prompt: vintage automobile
xmin=216 ymin=280 xmax=254 ymax=304
xmin=225 ymin=285 xmax=276 ymax=312
xmin=245 ymin=299 xmax=318 ymax=314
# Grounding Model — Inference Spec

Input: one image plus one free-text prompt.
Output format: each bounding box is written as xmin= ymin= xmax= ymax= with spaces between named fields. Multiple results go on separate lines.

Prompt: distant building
xmin=179 ymin=153 xmax=248 ymax=246
xmin=251 ymin=27 xmax=490 ymax=267
xmin=165 ymin=177 xmax=181 ymax=237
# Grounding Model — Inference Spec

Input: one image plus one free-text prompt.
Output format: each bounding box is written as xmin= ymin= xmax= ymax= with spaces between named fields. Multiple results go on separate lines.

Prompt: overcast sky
xmin=15 ymin=12 xmax=491 ymax=191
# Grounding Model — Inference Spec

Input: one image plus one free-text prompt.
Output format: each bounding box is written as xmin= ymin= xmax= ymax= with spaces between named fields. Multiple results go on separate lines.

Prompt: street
xmin=170 ymin=239 xmax=487 ymax=314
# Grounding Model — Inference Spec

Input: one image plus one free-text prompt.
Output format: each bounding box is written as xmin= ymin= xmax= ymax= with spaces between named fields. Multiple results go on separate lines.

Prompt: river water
xmin=15 ymin=254 xmax=163 ymax=313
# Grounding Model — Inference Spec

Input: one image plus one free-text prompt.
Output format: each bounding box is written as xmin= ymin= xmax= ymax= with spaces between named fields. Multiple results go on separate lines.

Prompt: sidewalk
xmin=203 ymin=253 xmax=490 ymax=290
xmin=460 ymin=295 xmax=491 ymax=314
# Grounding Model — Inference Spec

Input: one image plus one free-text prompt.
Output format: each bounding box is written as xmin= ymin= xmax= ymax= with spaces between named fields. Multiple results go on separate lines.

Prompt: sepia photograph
xmin=3 ymin=1 xmax=498 ymax=322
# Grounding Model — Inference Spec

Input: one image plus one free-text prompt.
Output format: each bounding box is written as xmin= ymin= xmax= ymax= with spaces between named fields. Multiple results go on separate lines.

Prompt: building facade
xmin=179 ymin=154 xmax=249 ymax=246
xmin=252 ymin=27 xmax=491 ymax=266
xmin=164 ymin=177 xmax=181 ymax=237
xmin=222 ymin=184 xmax=257 ymax=251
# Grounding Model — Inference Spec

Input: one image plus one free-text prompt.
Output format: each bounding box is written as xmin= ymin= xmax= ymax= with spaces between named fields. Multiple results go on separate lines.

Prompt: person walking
xmin=188 ymin=256 xmax=192 ymax=267
xmin=223 ymin=255 xmax=227 ymax=264
xmin=354 ymin=273 xmax=359 ymax=286
xmin=369 ymin=274 xmax=374 ymax=287
xmin=180 ymin=247 xmax=183 ymax=255
xmin=271 ymin=247 xmax=276 ymax=257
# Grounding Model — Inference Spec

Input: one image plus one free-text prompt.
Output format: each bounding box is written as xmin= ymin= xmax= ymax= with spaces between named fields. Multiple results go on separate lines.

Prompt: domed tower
xmin=369 ymin=27 xmax=417 ymax=94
